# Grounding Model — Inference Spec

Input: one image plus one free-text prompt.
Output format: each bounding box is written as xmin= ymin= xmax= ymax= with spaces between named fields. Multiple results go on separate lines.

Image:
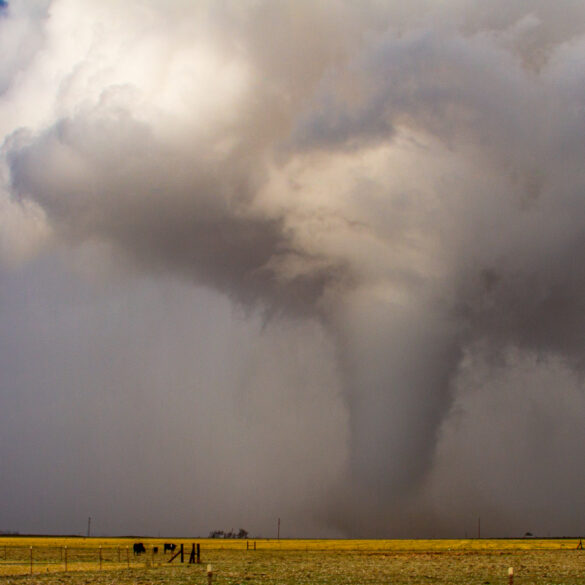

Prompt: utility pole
xmin=87 ymin=517 xmax=91 ymax=538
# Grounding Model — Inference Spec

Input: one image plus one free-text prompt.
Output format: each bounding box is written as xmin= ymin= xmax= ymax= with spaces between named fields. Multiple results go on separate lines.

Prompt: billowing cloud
xmin=2 ymin=0 xmax=585 ymax=537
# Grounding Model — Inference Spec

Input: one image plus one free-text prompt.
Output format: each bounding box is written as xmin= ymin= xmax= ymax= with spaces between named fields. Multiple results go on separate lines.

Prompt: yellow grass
xmin=0 ymin=535 xmax=582 ymax=551
xmin=1 ymin=536 xmax=583 ymax=583
xmin=0 ymin=536 xmax=579 ymax=557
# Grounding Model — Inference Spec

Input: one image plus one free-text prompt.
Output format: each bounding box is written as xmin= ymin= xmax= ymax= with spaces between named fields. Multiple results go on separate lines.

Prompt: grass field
xmin=1 ymin=536 xmax=584 ymax=585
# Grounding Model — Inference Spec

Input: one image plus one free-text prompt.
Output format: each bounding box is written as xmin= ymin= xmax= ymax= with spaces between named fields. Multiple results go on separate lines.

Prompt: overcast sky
xmin=2 ymin=0 xmax=585 ymax=538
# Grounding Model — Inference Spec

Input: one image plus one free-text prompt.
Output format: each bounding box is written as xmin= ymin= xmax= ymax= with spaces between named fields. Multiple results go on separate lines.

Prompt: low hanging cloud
xmin=3 ymin=0 xmax=585 ymax=537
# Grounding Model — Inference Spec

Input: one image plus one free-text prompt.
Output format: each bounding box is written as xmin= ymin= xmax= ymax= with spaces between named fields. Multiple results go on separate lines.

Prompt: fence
xmin=0 ymin=543 xmax=177 ymax=576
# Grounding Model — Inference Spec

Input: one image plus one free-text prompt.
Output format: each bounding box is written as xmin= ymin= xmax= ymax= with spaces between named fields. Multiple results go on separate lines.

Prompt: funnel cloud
xmin=2 ymin=0 xmax=585 ymax=537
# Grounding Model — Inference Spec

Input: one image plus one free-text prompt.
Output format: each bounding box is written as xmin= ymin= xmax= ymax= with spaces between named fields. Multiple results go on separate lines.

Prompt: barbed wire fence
xmin=0 ymin=544 xmax=170 ymax=576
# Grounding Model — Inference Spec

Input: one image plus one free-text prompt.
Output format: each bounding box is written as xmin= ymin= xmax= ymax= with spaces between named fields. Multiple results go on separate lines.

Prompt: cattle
xmin=133 ymin=542 xmax=146 ymax=555
xmin=153 ymin=546 xmax=159 ymax=554
xmin=164 ymin=543 xmax=176 ymax=553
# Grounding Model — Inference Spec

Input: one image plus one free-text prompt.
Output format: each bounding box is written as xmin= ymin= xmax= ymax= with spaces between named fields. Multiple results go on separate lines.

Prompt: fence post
xmin=99 ymin=546 xmax=102 ymax=570
xmin=64 ymin=546 xmax=68 ymax=572
xmin=197 ymin=543 xmax=201 ymax=564
xmin=29 ymin=546 xmax=33 ymax=575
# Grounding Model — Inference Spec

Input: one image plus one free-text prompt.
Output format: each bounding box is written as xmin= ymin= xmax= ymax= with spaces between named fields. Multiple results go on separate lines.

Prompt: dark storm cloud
xmin=7 ymin=106 xmax=349 ymax=315
xmin=3 ymin=0 xmax=585 ymax=537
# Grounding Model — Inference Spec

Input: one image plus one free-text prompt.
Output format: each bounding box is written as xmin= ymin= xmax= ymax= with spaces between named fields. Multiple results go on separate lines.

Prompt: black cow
xmin=164 ymin=543 xmax=176 ymax=553
xmin=153 ymin=546 xmax=159 ymax=554
xmin=133 ymin=542 xmax=146 ymax=555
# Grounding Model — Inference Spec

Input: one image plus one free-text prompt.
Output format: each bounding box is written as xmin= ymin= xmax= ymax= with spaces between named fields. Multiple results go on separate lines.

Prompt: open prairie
xmin=1 ymin=537 xmax=584 ymax=585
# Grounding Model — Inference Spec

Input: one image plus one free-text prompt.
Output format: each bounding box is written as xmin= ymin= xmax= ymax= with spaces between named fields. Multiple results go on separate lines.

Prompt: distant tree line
xmin=209 ymin=528 xmax=249 ymax=539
